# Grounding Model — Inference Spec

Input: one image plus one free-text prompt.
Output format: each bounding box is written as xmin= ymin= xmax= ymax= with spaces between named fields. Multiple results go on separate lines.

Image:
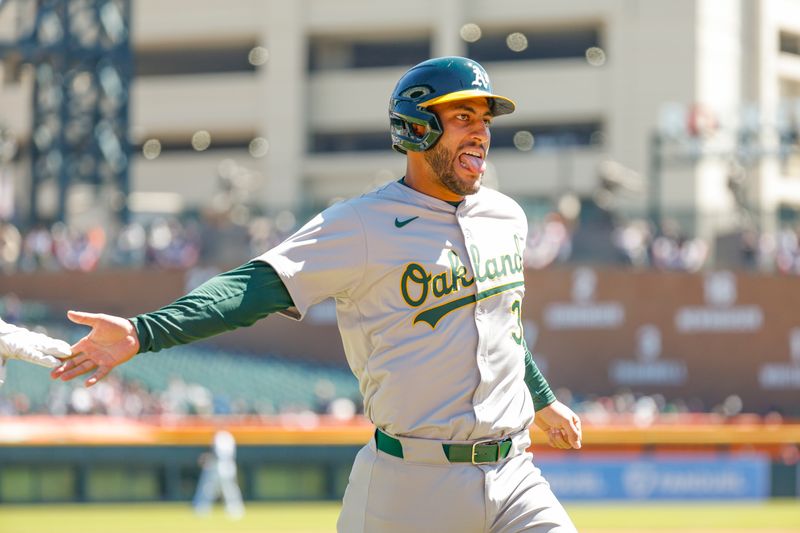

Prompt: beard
xmin=424 ymin=142 xmax=481 ymax=197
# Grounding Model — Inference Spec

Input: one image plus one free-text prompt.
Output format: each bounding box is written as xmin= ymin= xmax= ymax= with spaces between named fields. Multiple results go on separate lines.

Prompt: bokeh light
xmin=459 ymin=23 xmax=482 ymax=43
xmin=191 ymin=130 xmax=211 ymax=151
xmin=248 ymin=46 xmax=269 ymax=66
xmin=506 ymin=32 xmax=528 ymax=52
xmin=513 ymin=130 xmax=535 ymax=151
xmin=586 ymin=46 xmax=607 ymax=66
xmin=142 ymin=138 xmax=161 ymax=159
xmin=248 ymin=137 xmax=269 ymax=157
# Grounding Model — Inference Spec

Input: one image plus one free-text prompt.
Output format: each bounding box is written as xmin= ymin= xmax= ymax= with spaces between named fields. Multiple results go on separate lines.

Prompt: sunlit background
xmin=0 ymin=1 xmax=799 ymax=531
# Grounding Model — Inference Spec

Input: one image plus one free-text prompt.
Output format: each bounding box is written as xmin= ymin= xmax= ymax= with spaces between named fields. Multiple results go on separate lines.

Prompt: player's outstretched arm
xmin=534 ymin=400 xmax=582 ymax=450
xmin=0 ymin=318 xmax=72 ymax=387
xmin=51 ymin=261 xmax=294 ymax=388
xmin=50 ymin=311 xmax=140 ymax=387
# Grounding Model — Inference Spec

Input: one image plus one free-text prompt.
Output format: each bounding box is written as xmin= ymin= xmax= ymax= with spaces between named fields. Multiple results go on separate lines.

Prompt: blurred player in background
xmin=52 ymin=57 xmax=581 ymax=532
xmin=0 ymin=317 xmax=70 ymax=387
xmin=192 ymin=429 xmax=245 ymax=519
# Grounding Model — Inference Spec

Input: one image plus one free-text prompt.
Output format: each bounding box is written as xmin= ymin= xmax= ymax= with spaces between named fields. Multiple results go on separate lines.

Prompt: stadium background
xmin=1 ymin=0 xmax=800 ymax=531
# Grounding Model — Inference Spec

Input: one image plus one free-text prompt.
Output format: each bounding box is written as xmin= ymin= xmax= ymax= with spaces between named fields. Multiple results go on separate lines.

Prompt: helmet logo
xmin=401 ymin=85 xmax=432 ymax=100
xmin=469 ymin=63 xmax=490 ymax=90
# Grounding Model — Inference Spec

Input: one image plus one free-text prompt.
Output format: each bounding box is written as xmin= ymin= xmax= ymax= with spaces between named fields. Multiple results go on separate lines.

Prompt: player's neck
xmin=403 ymin=158 xmax=465 ymax=204
xmin=399 ymin=177 xmax=463 ymax=207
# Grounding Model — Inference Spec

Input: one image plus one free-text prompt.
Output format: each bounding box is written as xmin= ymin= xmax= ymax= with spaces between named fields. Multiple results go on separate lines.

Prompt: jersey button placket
xmin=460 ymin=215 xmax=492 ymax=428
xmin=462 ymin=222 xmax=486 ymax=353
xmin=475 ymin=304 xmax=489 ymax=360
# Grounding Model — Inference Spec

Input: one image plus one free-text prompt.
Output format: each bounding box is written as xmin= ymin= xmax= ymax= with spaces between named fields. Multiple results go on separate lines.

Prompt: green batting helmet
xmin=389 ymin=56 xmax=515 ymax=154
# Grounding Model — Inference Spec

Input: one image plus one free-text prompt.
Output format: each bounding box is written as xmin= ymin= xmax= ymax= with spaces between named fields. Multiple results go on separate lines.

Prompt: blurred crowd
xmin=523 ymin=207 xmax=800 ymax=274
xmin=4 ymin=200 xmax=800 ymax=275
xmin=611 ymin=218 xmax=710 ymax=272
xmin=4 ymin=215 xmax=800 ymax=276
xmin=740 ymin=225 xmax=800 ymax=275
xmin=1 ymin=368 xmax=779 ymax=425
xmin=551 ymin=387 xmax=779 ymax=427
xmin=523 ymin=211 xmax=711 ymax=272
xmin=0 ymin=211 xmax=295 ymax=274
xmin=0 ymin=157 xmax=309 ymax=273
xmin=0 ymin=371 xmax=360 ymax=422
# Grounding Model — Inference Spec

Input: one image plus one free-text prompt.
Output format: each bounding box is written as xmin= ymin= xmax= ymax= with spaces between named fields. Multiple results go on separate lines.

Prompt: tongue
xmin=460 ymin=154 xmax=486 ymax=174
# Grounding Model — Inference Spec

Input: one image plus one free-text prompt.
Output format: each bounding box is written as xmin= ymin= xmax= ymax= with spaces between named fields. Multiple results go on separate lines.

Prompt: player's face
xmin=425 ymin=98 xmax=492 ymax=198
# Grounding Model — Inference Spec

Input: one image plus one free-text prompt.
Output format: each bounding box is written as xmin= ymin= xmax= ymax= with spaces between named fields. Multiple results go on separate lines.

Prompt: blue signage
xmin=538 ymin=455 xmax=769 ymax=500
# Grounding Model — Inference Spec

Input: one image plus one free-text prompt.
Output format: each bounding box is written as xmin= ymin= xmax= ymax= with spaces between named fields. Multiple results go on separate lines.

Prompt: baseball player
xmin=53 ymin=57 xmax=582 ymax=532
xmin=0 ymin=317 xmax=71 ymax=386
xmin=192 ymin=429 xmax=245 ymax=519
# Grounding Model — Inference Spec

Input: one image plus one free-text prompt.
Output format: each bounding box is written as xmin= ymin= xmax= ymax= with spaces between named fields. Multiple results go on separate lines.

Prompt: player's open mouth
xmin=458 ymin=150 xmax=486 ymax=174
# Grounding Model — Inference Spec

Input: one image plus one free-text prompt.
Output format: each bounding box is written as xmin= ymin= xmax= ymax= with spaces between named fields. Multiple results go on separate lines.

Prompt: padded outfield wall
xmin=0 ymin=417 xmax=798 ymax=503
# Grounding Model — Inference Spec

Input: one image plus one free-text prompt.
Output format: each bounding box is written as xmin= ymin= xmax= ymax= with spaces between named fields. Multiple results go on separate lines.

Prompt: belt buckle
xmin=471 ymin=438 xmax=500 ymax=465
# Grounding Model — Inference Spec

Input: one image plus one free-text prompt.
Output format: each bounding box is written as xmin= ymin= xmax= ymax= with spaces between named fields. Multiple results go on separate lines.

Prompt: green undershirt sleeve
xmin=129 ymin=260 xmax=294 ymax=354
xmin=523 ymin=339 xmax=557 ymax=411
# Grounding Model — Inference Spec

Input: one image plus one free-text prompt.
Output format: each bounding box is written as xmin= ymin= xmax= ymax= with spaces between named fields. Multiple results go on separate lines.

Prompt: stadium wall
xmin=0 ymin=417 xmax=798 ymax=503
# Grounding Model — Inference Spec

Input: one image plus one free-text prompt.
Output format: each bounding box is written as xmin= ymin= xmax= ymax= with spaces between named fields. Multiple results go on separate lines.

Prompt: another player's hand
xmin=50 ymin=310 xmax=140 ymax=387
xmin=534 ymin=400 xmax=582 ymax=450
xmin=0 ymin=319 xmax=72 ymax=387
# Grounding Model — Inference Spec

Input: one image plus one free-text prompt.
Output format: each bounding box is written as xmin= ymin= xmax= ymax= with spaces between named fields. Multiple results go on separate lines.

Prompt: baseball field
xmin=1 ymin=500 xmax=798 ymax=533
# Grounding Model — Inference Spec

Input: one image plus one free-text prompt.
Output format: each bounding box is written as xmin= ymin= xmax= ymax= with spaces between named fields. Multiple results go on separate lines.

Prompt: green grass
xmin=0 ymin=500 xmax=798 ymax=533
xmin=568 ymin=500 xmax=800 ymax=530
xmin=0 ymin=502 xmax=341 ymax=533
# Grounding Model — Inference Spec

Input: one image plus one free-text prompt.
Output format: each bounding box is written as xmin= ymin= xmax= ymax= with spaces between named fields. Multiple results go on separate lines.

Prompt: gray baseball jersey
xmin=258 ymin=179 xmax=534 ymax=441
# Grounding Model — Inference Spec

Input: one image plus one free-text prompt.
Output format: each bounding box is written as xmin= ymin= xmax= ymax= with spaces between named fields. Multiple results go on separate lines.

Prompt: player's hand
xmin=0 ymin=319 xmax=72 ymax=386
xmin=534 ymin=400 xmax=582 ymax=450
xmin=50 ymin=310 xmax=140 ymax=387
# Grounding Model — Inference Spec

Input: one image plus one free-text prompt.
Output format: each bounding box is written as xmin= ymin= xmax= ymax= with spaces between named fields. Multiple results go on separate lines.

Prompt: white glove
xmin=0 ymin=318 xmax=72 ymax=386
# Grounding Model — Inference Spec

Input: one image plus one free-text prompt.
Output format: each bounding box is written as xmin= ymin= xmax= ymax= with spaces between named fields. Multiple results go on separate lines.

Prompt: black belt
xmin=375 ymin=429 xmax=514 ymax=464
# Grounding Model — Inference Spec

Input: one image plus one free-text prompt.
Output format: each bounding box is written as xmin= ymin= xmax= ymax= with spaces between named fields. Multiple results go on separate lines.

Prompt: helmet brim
xmin=418 ymin=89 xmax=516 ymax=117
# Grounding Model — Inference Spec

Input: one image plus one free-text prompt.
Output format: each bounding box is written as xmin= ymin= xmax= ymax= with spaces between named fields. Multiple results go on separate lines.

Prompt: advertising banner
xmin=539 ymin=454 xmax=770 ymax=500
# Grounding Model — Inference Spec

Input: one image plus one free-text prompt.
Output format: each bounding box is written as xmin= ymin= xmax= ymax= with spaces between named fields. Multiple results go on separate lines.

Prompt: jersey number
xmin=511 ymin=299 xmax=523 ymax=345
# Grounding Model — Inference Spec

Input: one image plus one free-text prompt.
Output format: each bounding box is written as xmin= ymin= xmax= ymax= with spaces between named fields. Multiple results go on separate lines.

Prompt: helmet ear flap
xmin=389 ymin=98 xmax=442 ymax=154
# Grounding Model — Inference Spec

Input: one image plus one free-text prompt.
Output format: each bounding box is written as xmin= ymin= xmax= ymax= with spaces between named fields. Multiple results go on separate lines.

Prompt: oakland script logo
xmin=401 ymin=236 xmax=525 ymax=327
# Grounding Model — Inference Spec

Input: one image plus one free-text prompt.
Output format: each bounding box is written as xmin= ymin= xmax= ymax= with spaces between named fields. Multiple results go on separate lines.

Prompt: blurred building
xmin=0 ymin=0 xmax=799 ymax=242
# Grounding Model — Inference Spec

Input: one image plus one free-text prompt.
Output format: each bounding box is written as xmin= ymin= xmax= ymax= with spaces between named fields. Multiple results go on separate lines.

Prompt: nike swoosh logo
xmin=394 ymin=216 xmax=419 ymax=228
